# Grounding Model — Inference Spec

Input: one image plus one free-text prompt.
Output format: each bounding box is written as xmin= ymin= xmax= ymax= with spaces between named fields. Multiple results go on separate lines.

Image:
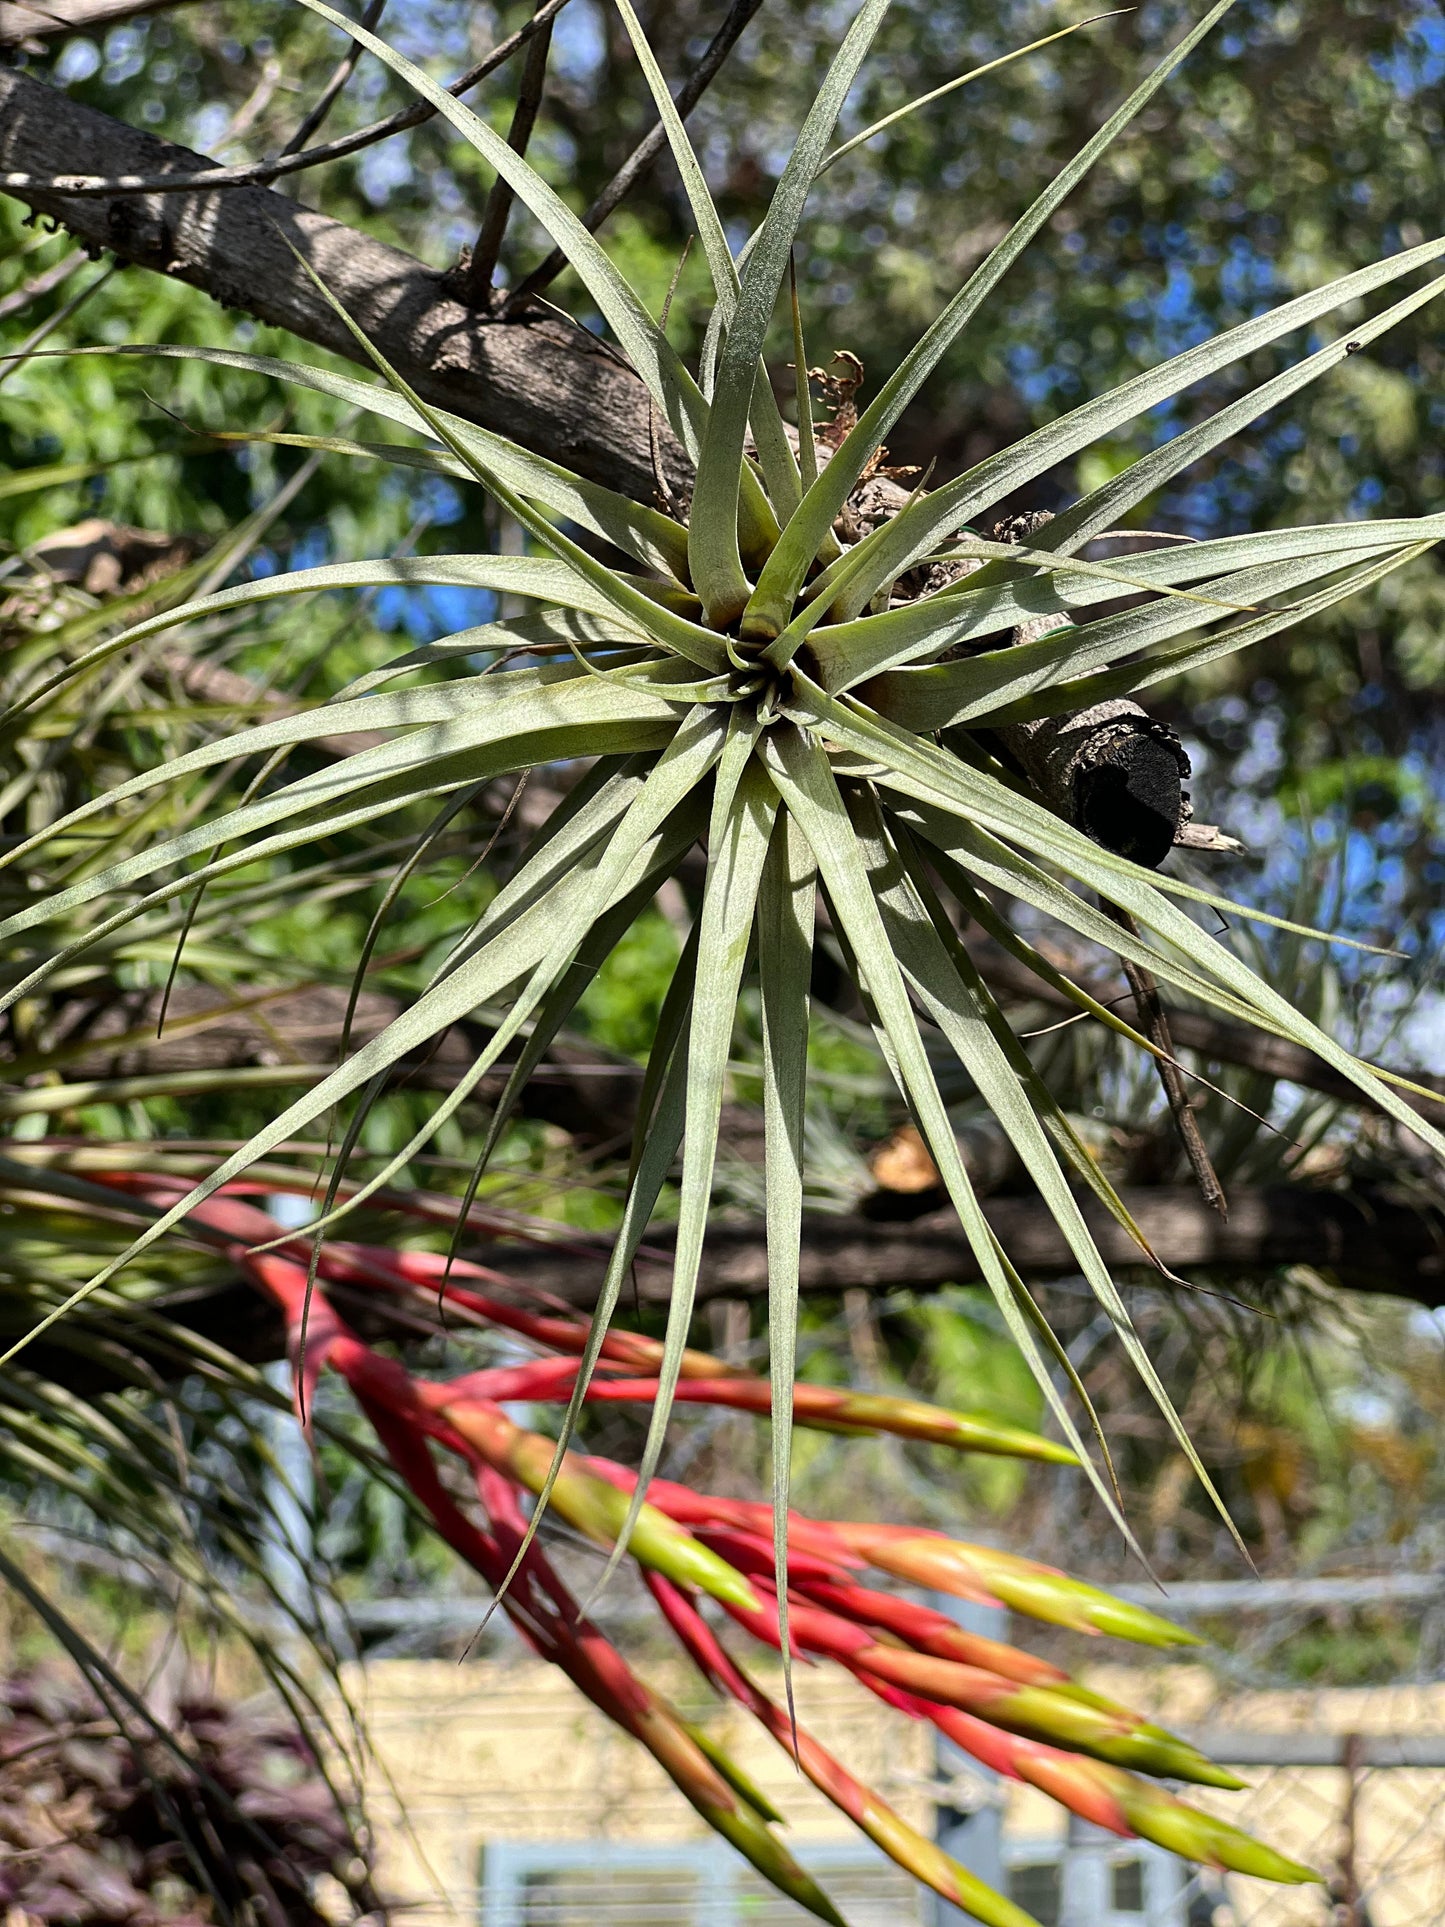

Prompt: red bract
xmin=92 ymin=1175 xmax=1318 ymax=1924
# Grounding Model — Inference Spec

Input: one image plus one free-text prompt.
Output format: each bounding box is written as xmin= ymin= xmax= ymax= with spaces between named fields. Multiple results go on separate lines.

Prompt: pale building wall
xmin=350 ymin=1655 xmax=1445 ymax=1927
xmin=350 ymin=1653 xmax=935 ymax=1924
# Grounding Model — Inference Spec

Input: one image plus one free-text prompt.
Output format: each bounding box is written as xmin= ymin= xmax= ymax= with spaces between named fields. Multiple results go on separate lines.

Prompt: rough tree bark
xmin=24 ymin=979 xmax=635 ymax=1143
xmin=29 ymin=966 xmax=1445 ymax=1127
xmin=0 ymin=68 xmax=691 ymax=504
xmin=490 ymin=1186 xmax=1445 ymax=1309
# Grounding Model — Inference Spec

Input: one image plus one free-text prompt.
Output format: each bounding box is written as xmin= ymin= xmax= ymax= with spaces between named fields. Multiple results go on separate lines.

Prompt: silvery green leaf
xmin=811 ymin=230 xmax=1445 ymax=622
xmin=861 ymin=541 xmax=1431 ymax=730
xmin=595 ymin=732 xmax=776 ymax=1587
xmin=293 ymin=0 xmax=711 ymax=462
xmin=55 ymin=341 xmax=693 ymax=580
xmin=757 ymin=808 xmax=817 ymax=1723
xmin=608 ymin=0 xmax=802 ymax=518
xmin=808 ymin=514 xmax=1445 ymax=692
xmin=0 ymin=667 xmax=694 ymax=951
xmin=849 ymin=789 xmax=1243 ymax=1550
xmin=743 ymin=0 xmax=1240 ymax=641
xmin=0 ymin=792 xmax=709 ymax=1370
xmin=688 ymin=0 xmax=891 ymax=625
xmin=762 ymin=725 xmax=1141 ymax=1547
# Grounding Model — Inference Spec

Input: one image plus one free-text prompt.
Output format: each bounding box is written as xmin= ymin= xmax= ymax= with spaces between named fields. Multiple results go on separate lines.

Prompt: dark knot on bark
xmin=986 ymin=511 xmax=1191 ymax=870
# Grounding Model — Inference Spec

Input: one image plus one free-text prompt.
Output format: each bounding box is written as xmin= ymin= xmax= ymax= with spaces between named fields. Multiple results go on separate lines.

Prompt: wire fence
xmin=1078 ymin=1575 xmax=1445 ymax=1927
xmin=31 ymin=1532 xmax=1442 ymax=1925
xmin=1202 ymin=1759 xmax=1445 ymax=1927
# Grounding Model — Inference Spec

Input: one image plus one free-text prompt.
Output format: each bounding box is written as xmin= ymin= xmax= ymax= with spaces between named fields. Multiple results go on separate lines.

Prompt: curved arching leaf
xmin=744 ymin=0 xmax=1242 ymax=640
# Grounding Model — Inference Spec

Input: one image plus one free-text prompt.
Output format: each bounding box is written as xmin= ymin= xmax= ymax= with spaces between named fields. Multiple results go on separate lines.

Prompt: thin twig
xmin=279 ymin=0 xmax=388 ymax=157
xmin=0 ymin=246 xmax=85 ymax=323
xmin=0 ymin=0 xmax=573 ymax=198
xmin=462 ymin=0 xmax=556 ymax=306
xmin=503 ymin=0 xmax=764 ymax=314
xmin=0 ymin=1718 xmax=119 ymax=1768
xmin=1103 ymin=901 xmax=1229 ymax=1219
xmin=221 ymin=55 xmax=286 ymax=150
xmin=977 ymin=939 xmax=1445 ymax=1115
xmin=0 ymin=262 xmax=116 ymax=388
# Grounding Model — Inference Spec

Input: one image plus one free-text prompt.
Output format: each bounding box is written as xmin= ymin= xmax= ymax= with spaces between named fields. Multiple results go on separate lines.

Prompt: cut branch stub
xmin=985 ymin=513 xmax=1190 ymax=869
xmin=996 ymin=696 xmax=1190 ymax=870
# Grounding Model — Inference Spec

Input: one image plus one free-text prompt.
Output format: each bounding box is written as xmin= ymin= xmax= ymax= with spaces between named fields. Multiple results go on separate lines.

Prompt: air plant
xmin=1 ymin=0 xmax=1443 ymax=1911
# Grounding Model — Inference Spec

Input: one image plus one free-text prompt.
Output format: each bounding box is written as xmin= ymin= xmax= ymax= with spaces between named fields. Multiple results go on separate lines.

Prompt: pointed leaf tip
xmin=838 ymin=1528 xmax=1200 ymax=1647
xmin=1125 ymin=1791 xmax=1320 ymax=1882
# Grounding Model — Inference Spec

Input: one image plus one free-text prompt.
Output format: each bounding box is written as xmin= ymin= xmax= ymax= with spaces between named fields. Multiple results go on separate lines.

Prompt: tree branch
xmin=0 ymin=0 xmax=188 ymax=44
xmin=277 ymin=0 xmax=387 ymax=158
xmin=491 ymin=1185 xmax=1445 ymax=1308
xmin=992 ymin=693 xmax=1190 ymax=868
xmin=21 ymin=979 xmax=636 ymax=1144
xmin=1104 ymin=899 xmax=1228 ymax=1217
xmin=0 ymin=244 xmax=83 ymax=320
xmin=0 ymin=68 xmax=691 ymax=502
xmin=16 ymin=1183 xmax=1445 ymax=1400
xmin=974 ymin=942 xmax=1445 ymax=1117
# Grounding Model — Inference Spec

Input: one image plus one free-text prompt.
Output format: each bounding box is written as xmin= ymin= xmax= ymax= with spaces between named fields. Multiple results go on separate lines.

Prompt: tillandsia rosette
xmin=2 ymin=0 xmax=1444 ymax=1915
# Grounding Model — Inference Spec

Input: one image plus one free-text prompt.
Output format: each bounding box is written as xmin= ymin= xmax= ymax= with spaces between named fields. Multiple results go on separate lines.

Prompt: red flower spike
xmin=237 ymin=1282 xmax=847 ymax=1920
xmin=573 ymin=1374 xmax=1074 ymax=1463
xmin=694 ymin=1571 xmax=1235 ymax=1789
xmin=795 ymin=1577 xmax=1075 ymax=1691
xmin=83 ymin=1174 xmax=1309 ymax=1901
xmin=830 ymin=1525 xmax=1205 ymax=1648
xmin=648 ymin=1577 xmax=1044 ymax=1927
xmin=584 ymin=1469 xmax=865 ymax=1569
xmin=324 ymin=1242 xmax=749 ymax=1382
xmin=690 ymin=1524 xmax=854 ymax=1588
xmin=913 ymin=1703 xmax=1315 ymax=1883
xmin=410 ymin=1383 xmax=764 ymax=1614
